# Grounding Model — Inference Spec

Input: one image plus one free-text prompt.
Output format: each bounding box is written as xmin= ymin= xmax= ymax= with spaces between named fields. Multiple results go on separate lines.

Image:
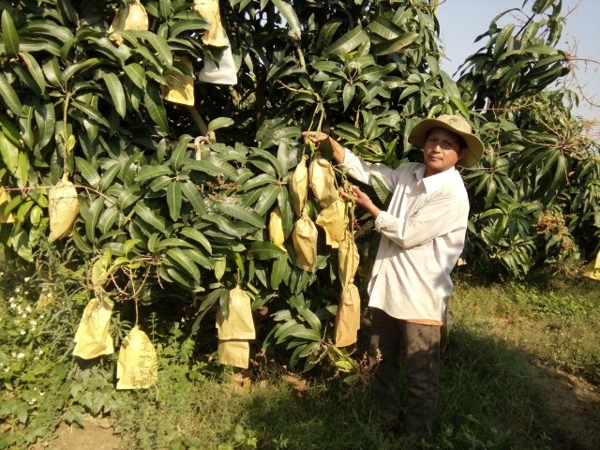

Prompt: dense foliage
xmin=0 ymin=0 xmax=598 ymax=369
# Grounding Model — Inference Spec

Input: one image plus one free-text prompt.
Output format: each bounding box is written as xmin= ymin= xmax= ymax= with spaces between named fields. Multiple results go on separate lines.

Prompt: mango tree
xmin=0 ymin=0 xmax=598 ymax=372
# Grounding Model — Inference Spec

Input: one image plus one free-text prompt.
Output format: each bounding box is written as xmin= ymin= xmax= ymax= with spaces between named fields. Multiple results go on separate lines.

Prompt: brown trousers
xmin=368 ymin=308 xmax=441 ymax=435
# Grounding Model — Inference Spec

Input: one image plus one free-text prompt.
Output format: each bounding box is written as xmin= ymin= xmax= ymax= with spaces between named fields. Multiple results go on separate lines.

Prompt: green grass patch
xmin=1 ymin=266 xmax=599 ymax=449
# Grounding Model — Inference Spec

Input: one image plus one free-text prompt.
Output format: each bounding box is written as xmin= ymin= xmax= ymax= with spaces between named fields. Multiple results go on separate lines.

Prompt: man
xmin=303 ymin=114 xmax=483 ymax=436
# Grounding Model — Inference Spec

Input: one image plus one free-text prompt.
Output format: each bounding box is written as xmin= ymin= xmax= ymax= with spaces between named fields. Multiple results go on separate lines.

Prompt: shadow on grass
xmin=223 ymin=324 xmax=600 ymax=450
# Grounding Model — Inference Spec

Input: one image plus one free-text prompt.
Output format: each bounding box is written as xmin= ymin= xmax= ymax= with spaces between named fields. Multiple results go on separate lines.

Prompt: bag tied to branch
xmin=309 ymin=154 xmax=339 ymax=208
xmin=216 ymin=286 xmax=256 ymax=340
xmin=116 ymin=326 xmax=158 ymax=390
xmin=334 ymin=283 xmax=361 ymax=347
xmin=269 ymin=206 xmax=285 ymax=248
xmin=0 ymin=187 xmax=13 ymax=223
xmin=108 ymin=0 xmax=149 ymax=45
xmin=291 ymin=213 xmax=318 ymax=271
xmin=584 ymin=251 xmax=600 ymax=281
xmin=315 ymin=199 xmax=348 ymax=248
xmin=193 ymin=0 xmax=227 ymax=47
xmin=161 ymin=57 xmax=195 ymax=106
xmin=218 ymin=339 xmax=250 ymax=369
xmin=338 ymin=235 xmax=359 ymax=290
xmin=73 ymin=298 xmax=114 ymax=360
xmin=48 ymin=174 xmax=79 ymax=242
xmin=289 ymin=155 xmax=308 ymax=217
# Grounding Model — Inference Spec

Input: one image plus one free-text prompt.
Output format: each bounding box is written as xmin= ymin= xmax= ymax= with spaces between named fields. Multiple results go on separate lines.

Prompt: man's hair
xmin=425 ymin=129 xmax=467 ymax=150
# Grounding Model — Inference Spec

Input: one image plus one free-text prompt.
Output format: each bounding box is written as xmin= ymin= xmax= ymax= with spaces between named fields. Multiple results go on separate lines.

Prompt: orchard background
xmin=0 ymin=0 xmax=599 ymax=448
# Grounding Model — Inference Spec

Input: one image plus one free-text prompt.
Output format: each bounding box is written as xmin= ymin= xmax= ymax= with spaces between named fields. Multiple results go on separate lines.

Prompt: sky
xmin=436 ymin=0 xmax=600 ymax=130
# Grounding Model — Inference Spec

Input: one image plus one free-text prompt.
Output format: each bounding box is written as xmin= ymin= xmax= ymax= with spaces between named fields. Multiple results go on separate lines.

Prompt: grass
xmin=1 ymin=265 xmax=599 ymax=450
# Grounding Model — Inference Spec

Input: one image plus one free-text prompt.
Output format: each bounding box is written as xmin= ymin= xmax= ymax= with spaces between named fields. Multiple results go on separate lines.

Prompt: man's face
xmin=423 ymin=128 xmax=466 ymax=176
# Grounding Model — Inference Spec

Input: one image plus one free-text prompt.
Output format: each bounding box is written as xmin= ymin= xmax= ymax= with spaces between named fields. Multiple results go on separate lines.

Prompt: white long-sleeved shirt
xmin=341 ymin=149 xmax=469 ymax=322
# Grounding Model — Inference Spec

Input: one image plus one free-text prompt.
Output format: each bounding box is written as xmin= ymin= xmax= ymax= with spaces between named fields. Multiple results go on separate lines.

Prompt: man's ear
xmin=458 ymin=147 xmax=468 ymax=160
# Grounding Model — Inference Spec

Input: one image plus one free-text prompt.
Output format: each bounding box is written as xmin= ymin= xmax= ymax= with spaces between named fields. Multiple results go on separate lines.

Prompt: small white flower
xmin=17 ymin=353 xmax=24 ymax=359
xmin=30 ymin=320 xmax=37 ymax=326
xmin=3 ymin=368 xmax=9 ymax=373
xmin=11 ymin=352 xmax=16 ymax=357
xmin=26 ymin=306 xmax=32 ymax=313
xmin=38 ymin=350 xmax=44 ymax=355
xmin=24 ymin=290 xmax=29 ymax=295
xmin=24 ymin=277 xmax=30 ymax=283
xmin=20 ymin=330 xmax=26 ymax=335
xmin=9 ymin=297 xmax=15 ymax=302
xmin=9 ymin=302 xmax=15 ymax=309
xmin=14 ymin=287 xmax=20 ymax=293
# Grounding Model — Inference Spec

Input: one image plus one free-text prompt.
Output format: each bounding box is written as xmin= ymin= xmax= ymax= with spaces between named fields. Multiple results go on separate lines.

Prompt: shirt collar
xmin=415 ymin=166 xmax=457 ymax=194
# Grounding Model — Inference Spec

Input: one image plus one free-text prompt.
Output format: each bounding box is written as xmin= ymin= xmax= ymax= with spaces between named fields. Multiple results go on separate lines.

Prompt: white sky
xmin=436 ymin=0 xmax=600 ymax=129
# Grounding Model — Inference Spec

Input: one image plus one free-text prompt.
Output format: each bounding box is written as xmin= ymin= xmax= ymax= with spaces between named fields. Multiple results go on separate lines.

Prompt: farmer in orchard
xmin=303 ymin=114 xmax=483 ymax=437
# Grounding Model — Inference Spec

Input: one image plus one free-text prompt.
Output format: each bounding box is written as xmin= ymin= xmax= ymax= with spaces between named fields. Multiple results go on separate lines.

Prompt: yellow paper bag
xmin=73 ymin=298 xmax=114 ymax=359
xmin=315 ymin=199 xmax=348 ymax=248
xmin=269 ymin=206 xmax=285 ymax=248
xmin=290 ymin=155 xmax=309 ymax=216
xmin=338 ymin=236 xmax=359 ymax=290
xmin=309 ymin=154 xmax=339 ymax=208
xmin=109 ymin=0 xmax=149 ymax=45
xmin=0 ymin=187 xmax=13 ymax=223
xmin=161 ymin=57 xmax=195 ymax=105
xmin=291 ymin=213 xmax=318 ymax=271
xmin=334 ymin=284 xmax=361 ymax=347
xmin=193 ymin=0 xmax=227 ymax=47
xmin=216 ymin=286 xmax=256 ymax=340
xmin=218 ymin=339 xmax=250 ymax=369
xmin=584 ymin=251 xmax=600 ymax=281
xmin=116 ymin=326 xmax=158 ymax=390
xmin=48 ymin=174 xmax=79 ymax=242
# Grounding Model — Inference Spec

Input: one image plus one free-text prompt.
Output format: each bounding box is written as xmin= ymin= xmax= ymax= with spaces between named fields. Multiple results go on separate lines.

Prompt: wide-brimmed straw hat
xmin=408 ymin=114 xmax=484 ymax=168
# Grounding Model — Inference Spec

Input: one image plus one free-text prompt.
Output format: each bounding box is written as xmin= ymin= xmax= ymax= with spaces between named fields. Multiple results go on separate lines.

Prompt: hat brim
xmin=407 ymin=118 xmax=484 ymax=168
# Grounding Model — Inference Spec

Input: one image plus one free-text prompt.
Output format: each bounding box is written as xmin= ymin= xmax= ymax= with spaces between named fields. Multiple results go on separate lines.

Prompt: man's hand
xmin=345 ymin=185 xmax=381 ymax=219
xmin=301 ymin=131 xmax=345 ymax=164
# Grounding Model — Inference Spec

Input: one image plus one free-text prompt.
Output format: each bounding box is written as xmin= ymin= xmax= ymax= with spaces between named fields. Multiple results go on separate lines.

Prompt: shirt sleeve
xmin=340 ymin=149 xmax=397 ymax=191
xmin=374 ymin=192 xmax=468 ymax=249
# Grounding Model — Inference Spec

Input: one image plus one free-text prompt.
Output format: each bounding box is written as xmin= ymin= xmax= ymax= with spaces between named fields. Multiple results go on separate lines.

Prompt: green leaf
xmin=166 ymin=181 xmax=182 ymax=221
xmin=207 ymin=117 xmax=235 ymax=132
xmin=184 ymin=158 xmax=238 ymax=180
xmin=316 ymin=19 xmax=342 ymax=51
xmin=71 ymin=99 xmax=110 ymax=127
xmin=22 ymin=53 xmax=47 ymax=95
xmin=0 ymin=73 xmax=23 ymax=116
xmin=1 ymin=10 xmax=19 ymax=58
xmin=342 ymin=83 xmax=355 ymax=111
xmin=0 ymin=131 xmax=18 ymax=174
xmin=75 ymin=156 xmax=101 ymax=188
xmin=181 ymin=181 xmax=206 ymax=215
xmin=180 ymin=227 xmax=212 ymax=254
xmin=159 ymin=0 xmax=172 ymax=19
xmin=102 ymin=73 xmax=126 ymax=118
xmin=247 ymin=241 xmax=286 ymax=260
xmin=371 ymin=32 xmax=419 ymax=56
xmin=324 ymin=25 xmax=367 ymax=57
xmin=134 ymin=202 xmax=167 ymax=233
xmin=166 ymin=248 xmax=200 ymax=280
xmin=215 ymin=201 xmax=265 ymax=228
xmin=99 ymin=162 xmax=121 ymax=192
xmin=139 ymin=31 xmax=173 ymax=69
xmin=144 ymin=84 xmax=169 ymax=133
xmin=135 ymin=165 xmax=172 ymax=183
xmin=61 ymin=58 xmax=101 ymax=83
xmin=124 ymin=63 xmax=146 ymax=90
xmin=16 ymin=152 xmax=30 ymax=189
xmin=271 ymin=0 xmax=301 ymax=41
xmin=271 ymin=254 xmax=288 ymax=289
